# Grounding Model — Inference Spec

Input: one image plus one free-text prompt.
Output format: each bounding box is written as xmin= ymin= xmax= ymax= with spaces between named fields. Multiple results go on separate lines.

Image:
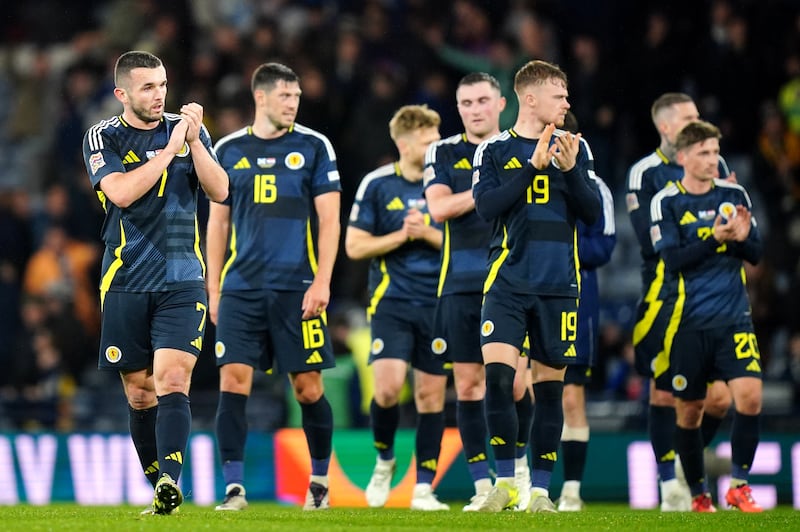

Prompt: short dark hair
xmin=458 ymin=72 xmax=501 ymax=92
xmin=651 ymin=92 xmax=694 ymax=124
xmin=251 ymin=62 xmax=299 ymax=93
xmin=114 ymin=51 xmax=162 ymax=86
xmin=674 ymin=120 xmax=721 ymax=152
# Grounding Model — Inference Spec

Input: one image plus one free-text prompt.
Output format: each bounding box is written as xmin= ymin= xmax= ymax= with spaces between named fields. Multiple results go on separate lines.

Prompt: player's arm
xmin=558 ymin=136 xmax=601 ymax=226
xmin=97 ymin=120 xmax=189 ymax=208
xmin=628 ymin=192 xmax=655 ymax=253
xmin=181 ymin=102 xmax=229 ymax=202
xmin=425 ymin=183 xmax=475 ymax=223
xmin=652 ymin=198 xmax=720 ymax=273
xmin=302 ymin=191 xmax=340 ymax=319
xmin=473 ymin=143 xmax=534 ymax=221
xmin=206 ymin=201 xmax=231 ymax=324
xmin=725 ymin=207 xmax=763 ymax=265
xmin=345 ymin=225 xmax=407 ymax=260
xmin=578 ymin=221 xmax=616 ymax=270
xmin=578 ymin=178 xmax=616 ymax=269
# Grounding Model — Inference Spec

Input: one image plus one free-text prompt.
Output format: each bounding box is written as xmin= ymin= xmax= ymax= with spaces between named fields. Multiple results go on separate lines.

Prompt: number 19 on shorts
xmin=561 ymin=311 xmax=577 ymax=342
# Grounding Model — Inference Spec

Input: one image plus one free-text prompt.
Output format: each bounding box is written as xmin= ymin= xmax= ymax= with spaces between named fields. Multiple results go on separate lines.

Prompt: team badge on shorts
xmin=105 ymin=345 xmax=122 ymax=364
xmin=215 ymin=341 xmax=226 ymax=358
xmin=431 ymin=337 xmax=447 ymax=355
xmin=481 ymin=320 xmax=495 ymax=337
xmin=371 ymin=338 xmax=385 ymax=355
xmin=672 ymin=374 xmax=688 ymax=392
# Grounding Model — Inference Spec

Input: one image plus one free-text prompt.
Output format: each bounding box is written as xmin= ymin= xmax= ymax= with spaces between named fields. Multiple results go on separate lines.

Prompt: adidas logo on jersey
xmin=746 ymin=359 xmax=761 ymax=372
xmin=233 ymin=157 xmax=251 ymax=169
xmin=504 ymin=157 xmax=523 ymax=169
xmin=122 ymin=150 xmax=141 ymax=164
xmin=386 ymin=197 xmax=405 ymax=210
xmin=453 ymin=158 xmax=472 ymax=170
xmin=679 ymin=211 xmax=698 ymax=225
xmin=190 ymin=336 xmax=203 ymax=350
xmin=306 ymin=351 xmax=323 ymax=364
xmin=562 ymin=344 xmax=577 ymax=358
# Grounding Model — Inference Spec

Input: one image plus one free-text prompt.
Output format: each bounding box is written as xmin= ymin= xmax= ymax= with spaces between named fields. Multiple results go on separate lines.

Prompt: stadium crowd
xmin=1 ymin=0 xmax=800 ymax=432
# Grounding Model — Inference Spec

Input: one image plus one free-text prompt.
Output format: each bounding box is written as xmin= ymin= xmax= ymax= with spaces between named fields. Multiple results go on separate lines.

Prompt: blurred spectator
xmin=778 ymin=53 xmax=800 ymax=136
xmin=22 ymin=222 xmax=99 ymax=337
xmin=564 ymin=33 xmax=618 ymax=184
xmin=3 ymin=305 xmax=77 ymax=430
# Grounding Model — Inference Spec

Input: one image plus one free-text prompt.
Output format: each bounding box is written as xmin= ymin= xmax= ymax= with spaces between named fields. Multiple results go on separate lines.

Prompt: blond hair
xmin=389 ymin=105 xmax=441 ymax=141
xmin=513 ymin=60 xmax=567 ymax=93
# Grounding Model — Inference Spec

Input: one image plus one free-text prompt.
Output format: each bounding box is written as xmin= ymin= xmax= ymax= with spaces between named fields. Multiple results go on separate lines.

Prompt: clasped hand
xmin=165 ymin=102 xmax=205 ymax=154
xmin=530 ymin=123 xmax=581 ymax=171
xmin=712 ymin=205 xmax=751 ymax=242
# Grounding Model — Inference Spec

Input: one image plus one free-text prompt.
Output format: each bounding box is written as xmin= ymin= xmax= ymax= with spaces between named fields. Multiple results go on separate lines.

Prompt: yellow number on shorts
xmin=526 ymin=175 xmax=549 ymax=204
xmin=254 ymin=174 xmax=277 ymax=203
xmin=561 ymin=311 xmax=577 ymax=342
xmin=196 ymin=301 xmax=207 ymax=332
xmin=733 ymin=332 xmax=760 ymax=360
xmin=302 ymin=319 xmax=325 ymax=349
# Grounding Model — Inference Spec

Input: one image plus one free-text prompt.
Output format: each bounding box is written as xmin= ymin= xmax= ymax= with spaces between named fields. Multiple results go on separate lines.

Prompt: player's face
xmin=531 ymin=78 xmax=570 ymax=127
xmin=680 ymin=137 xmax=720 ymax=182
xmin=118 ymin=66 xmax=168 ymax=125
xmin=664 ymin=102 xmax=700 ymax=145
xmin=262 ymin=80 xmax=301 ymax=129
xmin=405 ymin=126 xmax=441 ymax=168
xmin=456 ymin=82 xmax=504 ymax=140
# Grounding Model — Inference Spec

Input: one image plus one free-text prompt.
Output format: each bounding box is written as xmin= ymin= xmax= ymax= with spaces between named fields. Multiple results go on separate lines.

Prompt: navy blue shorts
xmin=669 ymin=321 xmax=762 ymax=401
xmin=633 ymin=299 xmax=682 ymax=391
xmin=214 ymin=289 xmax=335 ymax=374
xmin=99 ymin=286 xmax=207 ymax=371
xmin=432 ymin=293 xmax=482 ymax=363
xmin=481 ymin=290 xmax=578 ymax=368
xmin=564 ymin=364 xmax=592 ymax=385
xmin=369 ymin=299 xmax=447 ymax=375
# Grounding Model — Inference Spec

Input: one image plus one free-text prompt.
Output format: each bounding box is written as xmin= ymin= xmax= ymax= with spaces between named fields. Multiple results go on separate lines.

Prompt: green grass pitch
xmin=1 ymin=503 xmax=798 ymax=531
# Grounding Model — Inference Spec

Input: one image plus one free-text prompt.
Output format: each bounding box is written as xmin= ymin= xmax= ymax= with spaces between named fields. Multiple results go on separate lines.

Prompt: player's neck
xmin=122 ymin=111 xmax=160 ymax=130
xmin=252 ymin=119 xmax=289 ymax=140
xmin=681 ymin=174 xmax=712 ymax=194
xmin=397 ymin=158 xmax=423 ymax=182
xmin=512 ymin=117 xmax=546 ymax=139
xmin=465 ymin=129 xmax=500 ymax=145
xmin=659 ymin=142 xmax=677 ymax=163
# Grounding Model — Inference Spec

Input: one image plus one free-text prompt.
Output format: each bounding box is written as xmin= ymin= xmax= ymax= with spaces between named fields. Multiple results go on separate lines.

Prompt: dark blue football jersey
xmin=212 ymin=124 xmax=340 ymax=291
xmin=349 ymin=162 xmax=442 ymax=310
xmin=626 ymin=148 xmax=730 ymax=285
xmin=650 ymin=179 xmax=761 ymax=330
xmin=423 ymin=133 xmax=492 ymax=296
xmin=472 ymin=128 xmax=600 ymax=297
xmin=83 ymin=113 xmax=215 ymax=295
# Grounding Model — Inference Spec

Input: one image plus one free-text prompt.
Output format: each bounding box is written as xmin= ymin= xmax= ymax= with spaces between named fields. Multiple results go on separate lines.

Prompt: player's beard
xmin=131 ymin=100 xmax=163 ymax=125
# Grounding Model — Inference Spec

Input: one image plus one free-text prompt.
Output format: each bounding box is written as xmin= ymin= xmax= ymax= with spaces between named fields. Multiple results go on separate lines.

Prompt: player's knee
xmin=454 ymin=377 xmax=484 ymax=400
xmin=126 ymin=388 xmax=157 ymax=410
xmin=291 ymin=373 xmax=323 ymax=404
xmin=650 ymin=388 xmax=675 ymax=407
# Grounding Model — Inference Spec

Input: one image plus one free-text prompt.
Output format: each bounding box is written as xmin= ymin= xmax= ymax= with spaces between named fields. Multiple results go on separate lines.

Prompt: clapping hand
xmin=530 ymin=123 xmax=581 ymax=171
